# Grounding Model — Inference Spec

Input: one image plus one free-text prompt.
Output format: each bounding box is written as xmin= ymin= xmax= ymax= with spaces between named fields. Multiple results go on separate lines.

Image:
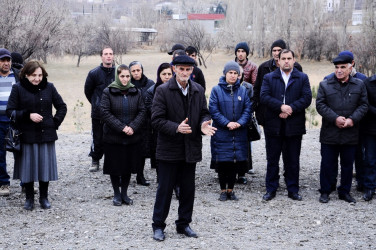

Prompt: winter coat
xmin=100 ymin=86 xmax=146 ymax=145
xmin=84 ymin=64 xmax=115 ymax=119
xmin=316 ymin=76 xmax=368 ymax=145
xmin=236 ymin=59 xmax=258 ymax=85
xmin=151 ymin=76 xmax=211 ymax=163
xmin=131 ymin=74 xmax=155 ymax=157
xmin=6 ymin=78 xmax=67 ymax=144
xmin=191 ymin=66 xmax=206 ymax=90
xmin=362 ymin=75 xmax=376 ymax=135
xmin=260 ymin=68 xmax=312 ymax=136
xmin=253 ymin=58 xmax=302 ymax=125
xmin=209 ymin=77 xmax=251 ymax=163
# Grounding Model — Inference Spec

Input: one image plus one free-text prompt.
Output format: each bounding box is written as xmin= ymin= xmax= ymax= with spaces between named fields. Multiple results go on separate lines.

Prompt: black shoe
xmin=227 ymin=191 xmax=239 ymax=201
xmin=113 ymin=194 xmax=122 ymax=206
xmin=319 ymin=193 xmax=330 ymax=203
xmin=237 ymin=176 xmax=248 ymax=184
xmin=363 ymin=190 xmax=374 ymax=201
xmin=218 ymin=191 xmax=227 ymax=201
xmin=174 ymin=186 xmax=180 ymax=200
xmin=339 ymin=193 xmax=356 ymax=203
xmin=288 ymin=192 xmax=302 ymax=201
xmin=122 ymin=195 xmax=133 ymax=205
xmin=153 ymin=229 xmax=165 ymax=241
xmin=176 ymin=226 xmax=198 ymax=238
xmin=356 ymin=185 xmax=364 ymax=192
xmin=39 ymin=198 xmax=51 ymax=209
xmin=137 ymin=176 xmax=150 ymax=186
xmin=24 ymin=198 xmax=34 ymax=210
xmin=262 ymin=191 xmax=276 ymax=201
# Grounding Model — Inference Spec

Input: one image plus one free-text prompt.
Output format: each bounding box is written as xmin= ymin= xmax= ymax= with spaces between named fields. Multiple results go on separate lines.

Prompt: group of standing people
xmin=1 ymin=38 xmax=376 ymax=242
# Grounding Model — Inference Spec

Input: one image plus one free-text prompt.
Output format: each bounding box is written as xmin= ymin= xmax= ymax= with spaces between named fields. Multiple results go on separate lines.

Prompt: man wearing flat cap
xmin=324 ymin=50 xmax=367 ymax=194
xmin=0 ymin=48 xmax=20 ymax=196
xmin=151 ymin=55 xmax=216 ymax=241
xmin=316 ymin=54 xmax=368 ymax=204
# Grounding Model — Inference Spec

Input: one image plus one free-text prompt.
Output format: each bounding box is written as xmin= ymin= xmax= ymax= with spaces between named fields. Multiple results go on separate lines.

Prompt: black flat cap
xmin=172 ymin=55 xmax=196 ymax=66
xmin=168 ymin=44 xmax=185 ymax=55
xmin=333 ymin=55 xmax=353 ymax=65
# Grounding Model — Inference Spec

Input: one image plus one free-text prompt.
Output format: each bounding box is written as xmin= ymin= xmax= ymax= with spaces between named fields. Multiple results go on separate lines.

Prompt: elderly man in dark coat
xmin=316 ymin=54 xmax=368 ymax=204
xmin=260 ymin=49 xmax=312 ymax=202
xmin=151 ymin=55 xmax=216 ymax=241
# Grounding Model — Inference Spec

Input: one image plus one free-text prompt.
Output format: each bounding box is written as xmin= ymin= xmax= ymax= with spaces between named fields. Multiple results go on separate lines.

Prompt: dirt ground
xmin=2 ymin=51 xmax=374 ymax=249
xmin=1 ymin=130 xmax=375 ymax=249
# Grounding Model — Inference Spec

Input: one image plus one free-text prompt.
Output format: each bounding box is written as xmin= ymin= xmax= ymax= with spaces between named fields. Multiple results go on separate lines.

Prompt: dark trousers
xmin=152 ymin=161 xmax=196 ymax=231
xmin=0 ymin=122 xmax=10 ymax=186
xmin=354 ymin=136 xmax=365 ymax=188
xmin=320 ymin=144 xmax=356 ymax=195
xmin=363 ymin=135 xmax=376 ymax=192
xmin=265 ymin=134 xmax=302 ymax=193
xmin=217 ymin=162 xmax=240 ymax=190
xmin=89 ymin=118 xmax=104 ymax=161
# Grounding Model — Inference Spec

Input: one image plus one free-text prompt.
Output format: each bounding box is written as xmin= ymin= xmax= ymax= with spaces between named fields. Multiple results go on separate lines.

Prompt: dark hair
xmin=156 ymin=63 xmax=173 ymax=85
xmin=117 ymin=64 xmax=129 ymax=74
xmin=172 ymin=49 xmax=186 ymax=59
xmin=185 ymin=46 xmax=197 ymax=55
xmin=101 ymin=46 xmax=113 ymax=56
xmin=20 ymin=60 xmax=48 ymax=79
xmin=278 ymin=49 xmax=295 ymax=59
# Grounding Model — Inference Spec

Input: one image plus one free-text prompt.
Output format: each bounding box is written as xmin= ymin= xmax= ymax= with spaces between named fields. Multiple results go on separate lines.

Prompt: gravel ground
xmin=1 ymin=129 xmax=375 ymax=249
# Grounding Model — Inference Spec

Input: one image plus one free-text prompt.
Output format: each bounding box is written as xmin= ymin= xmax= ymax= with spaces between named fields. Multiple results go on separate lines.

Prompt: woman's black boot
xmin=39 ymin=181 xmax=51 ymax=209
xmin=24 ymin=182 xmax=34 ymax=211
xmin=110 ymin=175 xmax=122 ymax=206
xmin=121 ymin=174 xmax=133 ymax=205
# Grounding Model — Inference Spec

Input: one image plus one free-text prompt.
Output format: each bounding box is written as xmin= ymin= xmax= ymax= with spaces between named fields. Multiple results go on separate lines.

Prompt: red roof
xmin=187 ymin=14 xmax=225 ymax=20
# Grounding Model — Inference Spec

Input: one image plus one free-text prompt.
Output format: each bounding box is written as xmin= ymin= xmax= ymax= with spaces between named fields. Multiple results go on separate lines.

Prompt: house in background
xmin=186 ymin=14 xmax=225 ymax=34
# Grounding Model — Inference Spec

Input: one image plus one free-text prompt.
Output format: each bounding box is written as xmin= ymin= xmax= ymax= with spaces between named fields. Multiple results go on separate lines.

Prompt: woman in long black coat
xmin=6 ymin=60 xmax=67 ymax=210
xmin=129 ymin=61 xmax=155 ymax=186
xmin=100 ymin=64 xmax=146 ymax=206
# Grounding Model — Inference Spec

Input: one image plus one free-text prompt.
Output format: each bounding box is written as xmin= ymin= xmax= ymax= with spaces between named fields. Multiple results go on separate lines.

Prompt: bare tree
xmin=174 ymin=21 xmax=218 ymax=68
xmin=64 ymin=16 xmax=98 ymax=67
xmin=0 ymin=0 xmax=69 ymax=62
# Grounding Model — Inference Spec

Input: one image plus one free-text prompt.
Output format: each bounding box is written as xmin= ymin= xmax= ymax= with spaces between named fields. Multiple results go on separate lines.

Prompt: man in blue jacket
xmin=260 ymin=49 xmax=312 ymax=201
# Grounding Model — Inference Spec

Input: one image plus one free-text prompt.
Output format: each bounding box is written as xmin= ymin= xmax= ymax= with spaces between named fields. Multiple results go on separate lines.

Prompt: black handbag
xmin=5 ymin=111 xmax=22 ymax=152
xmin=247 ymin=115 xmax=261 ymax=141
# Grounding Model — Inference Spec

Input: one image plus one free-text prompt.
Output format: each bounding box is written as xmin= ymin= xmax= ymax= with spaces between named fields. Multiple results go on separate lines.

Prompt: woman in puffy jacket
xmin=209 ymin=61 xmax=251 ymax=201
xmin=100 ymin=64 xmax=146 ymax=206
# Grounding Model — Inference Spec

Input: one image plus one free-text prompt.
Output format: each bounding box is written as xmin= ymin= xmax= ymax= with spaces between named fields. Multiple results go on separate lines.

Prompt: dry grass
xmin=45 ymin=50 xmax=333 ymax=133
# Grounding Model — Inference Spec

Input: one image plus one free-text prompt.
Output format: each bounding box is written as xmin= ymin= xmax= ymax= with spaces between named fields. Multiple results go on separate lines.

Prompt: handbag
xmin=247 ymin=115 xmax=261 ymax=141
xmin=5 ymin=111 xmax=22 ymax=152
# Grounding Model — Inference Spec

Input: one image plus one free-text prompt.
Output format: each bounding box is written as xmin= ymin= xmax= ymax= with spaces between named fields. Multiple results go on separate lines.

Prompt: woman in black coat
xmin=100 ymin=65 xmax=146 ymax=206
xmin=129 ymin=61 xmax=155 ymax=186
xmin=6 ymin=60 xmax=67 ymax=210
xmin=145 ymin=63 xmax=173 ymax=182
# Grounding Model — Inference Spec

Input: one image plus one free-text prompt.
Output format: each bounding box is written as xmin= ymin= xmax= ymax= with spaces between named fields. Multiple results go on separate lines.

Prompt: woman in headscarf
xmin=145 ymin=63 xmax=173 ymax=182
xmin=101 ymin=64 xmax=146 ymax=206
xmin=129 ymin=61 xmax=155 ymax=186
